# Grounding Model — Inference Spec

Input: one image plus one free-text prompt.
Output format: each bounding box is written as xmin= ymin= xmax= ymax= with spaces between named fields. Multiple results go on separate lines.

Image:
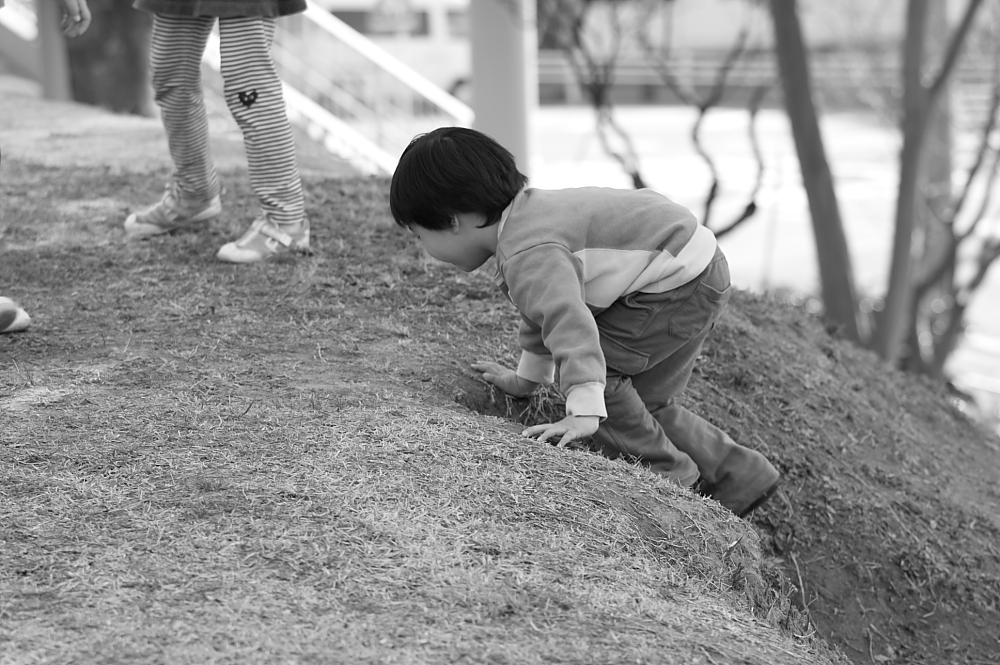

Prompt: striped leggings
xmin=150 ymin=14 xmax=305 ymax=225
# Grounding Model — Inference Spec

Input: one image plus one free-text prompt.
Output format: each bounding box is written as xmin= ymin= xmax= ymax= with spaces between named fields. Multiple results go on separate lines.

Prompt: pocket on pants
xmin=599 ymin=333 xmax=650 ymax=375
xmin=596 ymin=291 xmax=656 ymax=341
xmin=668 ymin=261 xmax=731 ymax=340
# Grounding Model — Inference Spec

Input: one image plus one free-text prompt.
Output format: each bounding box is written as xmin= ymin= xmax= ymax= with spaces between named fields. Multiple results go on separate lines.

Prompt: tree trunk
xmin=64 ymin=0 xmax=154 ymax=115
xmin=874 ymin=0 xmax=930 ymax=363
xmin=902 ymin=0 xmax=955 ymax=374
xmin=768 ymin=0 xmax=861 ymax=342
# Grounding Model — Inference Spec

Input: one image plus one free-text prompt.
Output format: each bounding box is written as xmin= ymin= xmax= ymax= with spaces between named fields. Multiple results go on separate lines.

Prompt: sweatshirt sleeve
xmin=502 ymin=243 xmax=607 ymax=419
xmin=515 ymin=315 xmax=555 ymax=385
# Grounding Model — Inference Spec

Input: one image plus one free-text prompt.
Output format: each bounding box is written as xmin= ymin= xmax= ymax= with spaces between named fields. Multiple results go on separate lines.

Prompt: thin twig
xmin=790 ymin=552 xmax=808 ymax=610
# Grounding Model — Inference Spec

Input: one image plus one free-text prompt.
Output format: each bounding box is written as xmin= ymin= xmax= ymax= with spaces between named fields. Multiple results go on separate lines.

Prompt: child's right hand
xmin=471 ymin=361 xmax=539 ymax=398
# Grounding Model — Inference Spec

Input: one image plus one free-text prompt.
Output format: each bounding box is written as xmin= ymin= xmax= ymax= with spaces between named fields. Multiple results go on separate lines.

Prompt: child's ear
xmin=449 ymin=215 xmax=462 ymax=233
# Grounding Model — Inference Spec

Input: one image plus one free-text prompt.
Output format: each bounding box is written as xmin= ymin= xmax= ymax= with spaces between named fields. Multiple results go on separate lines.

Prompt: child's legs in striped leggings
xmin=149 ymin=14 xmax=221 ymax=201
xmin=218 ymin=17 xmax=305 ymax=226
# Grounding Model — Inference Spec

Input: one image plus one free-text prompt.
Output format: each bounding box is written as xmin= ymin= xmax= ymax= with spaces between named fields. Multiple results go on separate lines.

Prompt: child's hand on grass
xmin=471 ymin=361 xmax=539 ymax=398
xmin=522 ymin=415 xmax=600 ymax=447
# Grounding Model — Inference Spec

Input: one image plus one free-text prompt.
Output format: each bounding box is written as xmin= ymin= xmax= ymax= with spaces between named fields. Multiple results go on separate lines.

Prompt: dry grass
xmin=5 ymin=155 xmax=1000 ymax=665
xmin=0 ymin=163 xmax=848 ymax=664
xmin=3 ymin=392 xmax=820 ymax=664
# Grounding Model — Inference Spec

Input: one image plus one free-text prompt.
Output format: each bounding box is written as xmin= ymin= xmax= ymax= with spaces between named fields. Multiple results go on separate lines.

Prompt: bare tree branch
xmin=958 ymin=146 xmax=1000 ymax=243
xmin=711 ymin=83 xmax=772 ymax=238
xmin=931 ymin=296 xmax=968 ymax=370
xmin=928 ymin=0 xmax=987 ymax=101
xmin=949 ymin=13 xmax=1000 ymax=224
xmin=911 ymin=3 xmax=1000 ymax=376
xmin=960 ymin=238 xmax=1000 ymax=300
xmin=914 ymin=236 xmax=958 ymax=293
xmin=636 ymin=4 xmax=696 ymax=105
xmin=595 ymin=106 xmax=649 ymax=189
xmin=640 ymin=8 xmax=764 ymax=229
xmin=700 ymin=23 xmax=752 ymax=111
xmin=556 ymin=0 xmax=648 ymax=189
xmin=912 ymin=5 xmax=1000 ymax=306
xmin=690 ymin=109 xmax=721 ymax=223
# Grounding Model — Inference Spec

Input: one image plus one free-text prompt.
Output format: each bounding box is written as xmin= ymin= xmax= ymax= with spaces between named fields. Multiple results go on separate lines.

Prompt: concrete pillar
xmin=469 ymin=0 xmax=537 ymax=176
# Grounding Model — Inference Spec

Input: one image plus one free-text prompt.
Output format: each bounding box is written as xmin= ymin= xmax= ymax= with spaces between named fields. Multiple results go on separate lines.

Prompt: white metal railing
xmin=0 ymin=0 xmax=36 ymax=39
xmin=0 ymin=0 xmax=42 ymax=80
xmin=264 ymin=4 xmax=474 ymax=172
xmin=201 ymin=4 xmax=474 ymax=173
xmin=285 ymin=86 xmax=400 ymax=175
xmin=203 ymin=29 xmax=398 ymax=175
xmin=2 ymin=0 xmax=472 ymax=175
xmin=299 ymin=4 xmax=472 ymax=125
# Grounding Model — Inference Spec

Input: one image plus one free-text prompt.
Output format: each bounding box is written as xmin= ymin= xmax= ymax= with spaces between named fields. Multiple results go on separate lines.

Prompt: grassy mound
xmin=2 ymin=164 xmax=998 ymax=664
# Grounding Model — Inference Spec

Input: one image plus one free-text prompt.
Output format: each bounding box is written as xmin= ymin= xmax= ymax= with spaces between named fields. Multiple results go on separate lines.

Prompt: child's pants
xmin=149 ymin=14 xmax=305 ymax=225
xmin=593 ymin=248 xmax=773 ymax=502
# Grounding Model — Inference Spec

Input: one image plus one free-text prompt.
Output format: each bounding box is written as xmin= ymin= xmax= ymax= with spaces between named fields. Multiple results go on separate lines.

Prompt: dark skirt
xmin=133 ymin=0 xmax=307 ymax=18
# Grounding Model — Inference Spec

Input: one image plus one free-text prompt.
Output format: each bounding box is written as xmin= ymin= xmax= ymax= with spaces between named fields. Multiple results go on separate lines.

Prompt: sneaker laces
xmin=155 ymin=182 xmax=186 ymax=222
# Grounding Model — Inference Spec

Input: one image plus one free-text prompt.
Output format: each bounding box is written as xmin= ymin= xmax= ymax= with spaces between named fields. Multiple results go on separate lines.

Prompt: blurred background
xmin=1 ymin=0 xmax=999 ymax=433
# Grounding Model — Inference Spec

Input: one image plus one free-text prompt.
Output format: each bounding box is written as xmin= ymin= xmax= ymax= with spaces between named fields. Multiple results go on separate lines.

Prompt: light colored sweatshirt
xmin=493 ymin=186 xmax=718 ymax=419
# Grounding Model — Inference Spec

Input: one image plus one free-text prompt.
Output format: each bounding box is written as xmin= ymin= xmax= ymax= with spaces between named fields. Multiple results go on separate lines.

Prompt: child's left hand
xmin=58 ymin=0 xmax=91 ymax=37
xmin=522 ymin=415 xmax=600 ymax=447
xmin=471 ymin=361 xmax=539 ymax=397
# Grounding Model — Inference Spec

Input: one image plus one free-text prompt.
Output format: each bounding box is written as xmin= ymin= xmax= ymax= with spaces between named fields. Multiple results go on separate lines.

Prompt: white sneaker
xmin=125 ymin=182 xmax=222 ymax=239
xmin=216 ymin=215 xmax=310 ymax=264
xmin=0 ymin=297 xmax=31 ymax=333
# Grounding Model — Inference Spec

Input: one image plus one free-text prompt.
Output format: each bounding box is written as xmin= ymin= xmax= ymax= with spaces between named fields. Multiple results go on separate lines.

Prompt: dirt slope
xmin=701 ymin=293 xmax=1000 ymax=664
xmin=458 ymin=288 xmax=1000 ymax=665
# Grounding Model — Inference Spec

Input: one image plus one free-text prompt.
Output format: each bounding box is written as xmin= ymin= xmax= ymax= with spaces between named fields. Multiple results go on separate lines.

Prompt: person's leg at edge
xmin=152 ymin=15 xmax=221 ymax=202
xmin=124 ymin=14 xmax=222 ymax=238
xmin=591 ymin=372 xmax=702 ymax=488
xmin=215 ymin=16 xmax=307 ymax=264
xmin=632 ymin=331 xmax=778 ymax=516
xmin=630 ymin=254 xmax=779 ymax=516
xmin=591 ymin=283 xmax=703 ymax=487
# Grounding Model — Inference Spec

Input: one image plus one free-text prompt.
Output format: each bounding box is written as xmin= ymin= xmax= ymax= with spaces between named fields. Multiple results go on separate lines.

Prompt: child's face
xmin=408 ymin=213 xmax=496 ymax=272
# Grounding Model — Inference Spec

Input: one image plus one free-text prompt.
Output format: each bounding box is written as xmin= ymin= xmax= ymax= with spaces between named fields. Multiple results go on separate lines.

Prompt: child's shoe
xmin=0 ymin=297 xmax=31 ymax=333
xmin=216 ymin=215 xmax=310 ymax=264
xmin=124 ymin=182 xmax=222 ymax=239
xmin=695 ymin=451 xmax=781 ymax=518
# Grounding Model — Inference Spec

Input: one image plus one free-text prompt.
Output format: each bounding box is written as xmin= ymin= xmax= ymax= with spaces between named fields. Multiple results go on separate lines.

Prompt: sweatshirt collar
xmin=492 ymin=189 xmax=524 ymax=290
xmin=496 ymin=187 xmax=527 ymax=238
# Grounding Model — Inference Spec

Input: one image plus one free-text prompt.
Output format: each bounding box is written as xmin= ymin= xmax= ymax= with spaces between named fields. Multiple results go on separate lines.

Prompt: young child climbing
xmin=124 ymin=0 xmax=309 ymax=263
xmin=389 ymin=127 xmax=780 ymax=518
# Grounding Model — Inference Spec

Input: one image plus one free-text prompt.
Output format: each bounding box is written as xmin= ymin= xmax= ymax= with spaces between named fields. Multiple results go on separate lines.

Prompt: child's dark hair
xmin=389 ymin=127 xmax=528 ymax=230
